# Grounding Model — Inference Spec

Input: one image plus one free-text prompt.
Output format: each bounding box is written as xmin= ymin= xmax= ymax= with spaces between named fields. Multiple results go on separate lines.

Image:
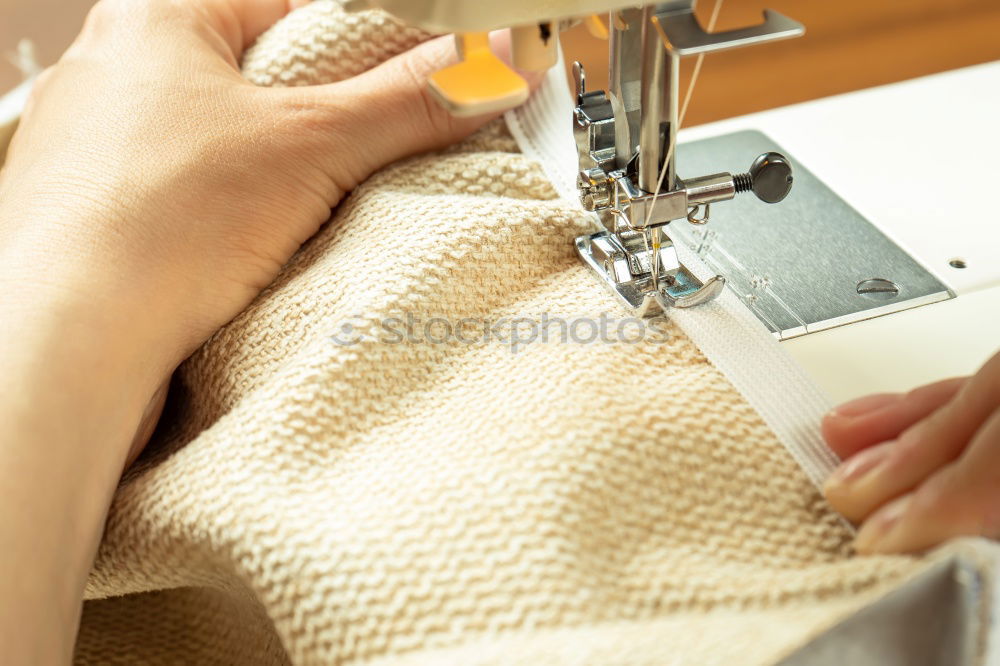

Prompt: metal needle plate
xmin=670 ymin=130 xmax=954 ymax=339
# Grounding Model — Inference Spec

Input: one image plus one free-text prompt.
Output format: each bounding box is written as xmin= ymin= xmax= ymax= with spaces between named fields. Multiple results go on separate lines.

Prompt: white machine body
xmin=679 ymin=62 xmax=1000 ymax=402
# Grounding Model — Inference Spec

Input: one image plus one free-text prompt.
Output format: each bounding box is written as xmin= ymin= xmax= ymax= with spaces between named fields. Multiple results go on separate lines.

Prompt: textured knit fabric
xmin=72 ymin=2 xmax=985 ymax=664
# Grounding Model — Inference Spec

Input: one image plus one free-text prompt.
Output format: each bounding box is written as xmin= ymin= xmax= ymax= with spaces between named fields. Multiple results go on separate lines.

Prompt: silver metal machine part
xmin=672 ymin=131 xmax=954 ymax=339
xmin=573 ymin=1 xmax=805 ymax=316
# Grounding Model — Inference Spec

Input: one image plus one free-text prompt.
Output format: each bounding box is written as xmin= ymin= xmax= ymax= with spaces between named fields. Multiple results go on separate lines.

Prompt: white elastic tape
xmin=504 ymin=52 xmax=579 ymax=204
xmin=667 ymin=250 xmax=841 ymax=486
xmin=506 ymin=59 xmax=841 ymax=488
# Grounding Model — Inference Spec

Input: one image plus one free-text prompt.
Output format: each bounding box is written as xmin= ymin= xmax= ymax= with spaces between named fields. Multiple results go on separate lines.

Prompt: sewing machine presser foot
xmin=569 ymin=4 xmax=803 ymax=318
xmin=576 ymin=228 xmax=725 ymax=317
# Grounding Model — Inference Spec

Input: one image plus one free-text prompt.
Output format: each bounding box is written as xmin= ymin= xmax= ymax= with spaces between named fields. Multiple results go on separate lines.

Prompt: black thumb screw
xmin=734 ymin=152 xmax=794 ymax=204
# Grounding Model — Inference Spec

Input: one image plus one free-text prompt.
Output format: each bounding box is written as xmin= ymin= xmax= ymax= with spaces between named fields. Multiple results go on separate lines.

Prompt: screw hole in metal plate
xmin=857 ymin=278 xmax=900 ymax=301
xmin=949 ymin=258 xmax=967 ymax=269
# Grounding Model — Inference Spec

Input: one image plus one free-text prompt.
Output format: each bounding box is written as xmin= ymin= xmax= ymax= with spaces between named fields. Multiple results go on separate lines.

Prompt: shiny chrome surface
xmin=671 ymin=131 xmax=955 ymax=339
xmin=638 ymin=6 xmax=678 ymax=192
xmin=574 ymin=1 xmax=804 ymax=317
xmin=652 ymin=6 xmax=805 ymax=57
xmin=576 ymin=231 xmax=727 ymax=316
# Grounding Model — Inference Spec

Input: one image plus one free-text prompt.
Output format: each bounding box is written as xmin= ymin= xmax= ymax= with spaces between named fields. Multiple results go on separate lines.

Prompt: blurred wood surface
xmin=561 ymin=0 xmax=1000 ymax=126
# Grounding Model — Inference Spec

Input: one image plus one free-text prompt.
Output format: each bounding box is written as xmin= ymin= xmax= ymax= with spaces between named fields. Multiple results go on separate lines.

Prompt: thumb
xmin=277 ymin=33 xmax=545 ymax=191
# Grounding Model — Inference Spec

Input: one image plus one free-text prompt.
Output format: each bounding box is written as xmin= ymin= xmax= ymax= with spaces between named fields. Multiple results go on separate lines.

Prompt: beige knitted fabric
xmin=72 ymin=2 xmax=982 ymax=664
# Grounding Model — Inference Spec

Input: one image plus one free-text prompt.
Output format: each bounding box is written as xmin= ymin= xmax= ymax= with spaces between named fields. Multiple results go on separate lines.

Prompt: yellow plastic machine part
xmin=428 ymin=32 xmax=530 ymax=117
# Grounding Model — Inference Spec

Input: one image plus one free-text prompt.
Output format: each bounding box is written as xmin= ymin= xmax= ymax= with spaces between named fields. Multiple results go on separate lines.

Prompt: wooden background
xmin=2 ymin=0 xmax=1000 ymax=124
xmin=561 ymin=0 xmax=1000 ymax=126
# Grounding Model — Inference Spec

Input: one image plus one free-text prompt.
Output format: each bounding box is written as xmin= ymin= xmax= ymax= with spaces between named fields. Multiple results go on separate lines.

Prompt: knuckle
xmin=266 ymin=90 xmax=362 ymax=192
xmin=273 ymin=90 xmax=342 ymax=136
xmin=83 ymin=0 xmax=135 ymax=32
xmin=80 ymin=0 xmax=180 ymax=45
xmin=907 ymin=476 xmax=962 ymax=534
xmin=916 ymin=465 xmax=997 ymax=537
xmin=72 ymin=0 xmax=138 ymax=55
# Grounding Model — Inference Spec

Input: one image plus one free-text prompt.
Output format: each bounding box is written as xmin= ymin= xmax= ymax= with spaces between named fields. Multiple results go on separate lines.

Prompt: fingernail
xmin=854 ymin=494 xmax=912 ymax=554
xmin=824 ymin=442 xmax=894 ymax=494
xmin=829 ymin=393 xmax=902 ymax=418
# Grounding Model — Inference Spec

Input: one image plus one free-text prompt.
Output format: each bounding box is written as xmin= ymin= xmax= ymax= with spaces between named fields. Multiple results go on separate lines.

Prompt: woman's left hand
xmin=0 ymin=1 xmax=535 ymax=660
xmin=823 ymin=351 xmax=1000 ymax=554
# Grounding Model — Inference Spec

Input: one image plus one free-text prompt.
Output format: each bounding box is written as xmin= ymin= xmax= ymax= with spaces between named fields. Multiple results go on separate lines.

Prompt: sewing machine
xmin=350 ymin=1 xmax=810 ymax=314
xmin=345 ymin=0 xmax=1000 ymax=404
